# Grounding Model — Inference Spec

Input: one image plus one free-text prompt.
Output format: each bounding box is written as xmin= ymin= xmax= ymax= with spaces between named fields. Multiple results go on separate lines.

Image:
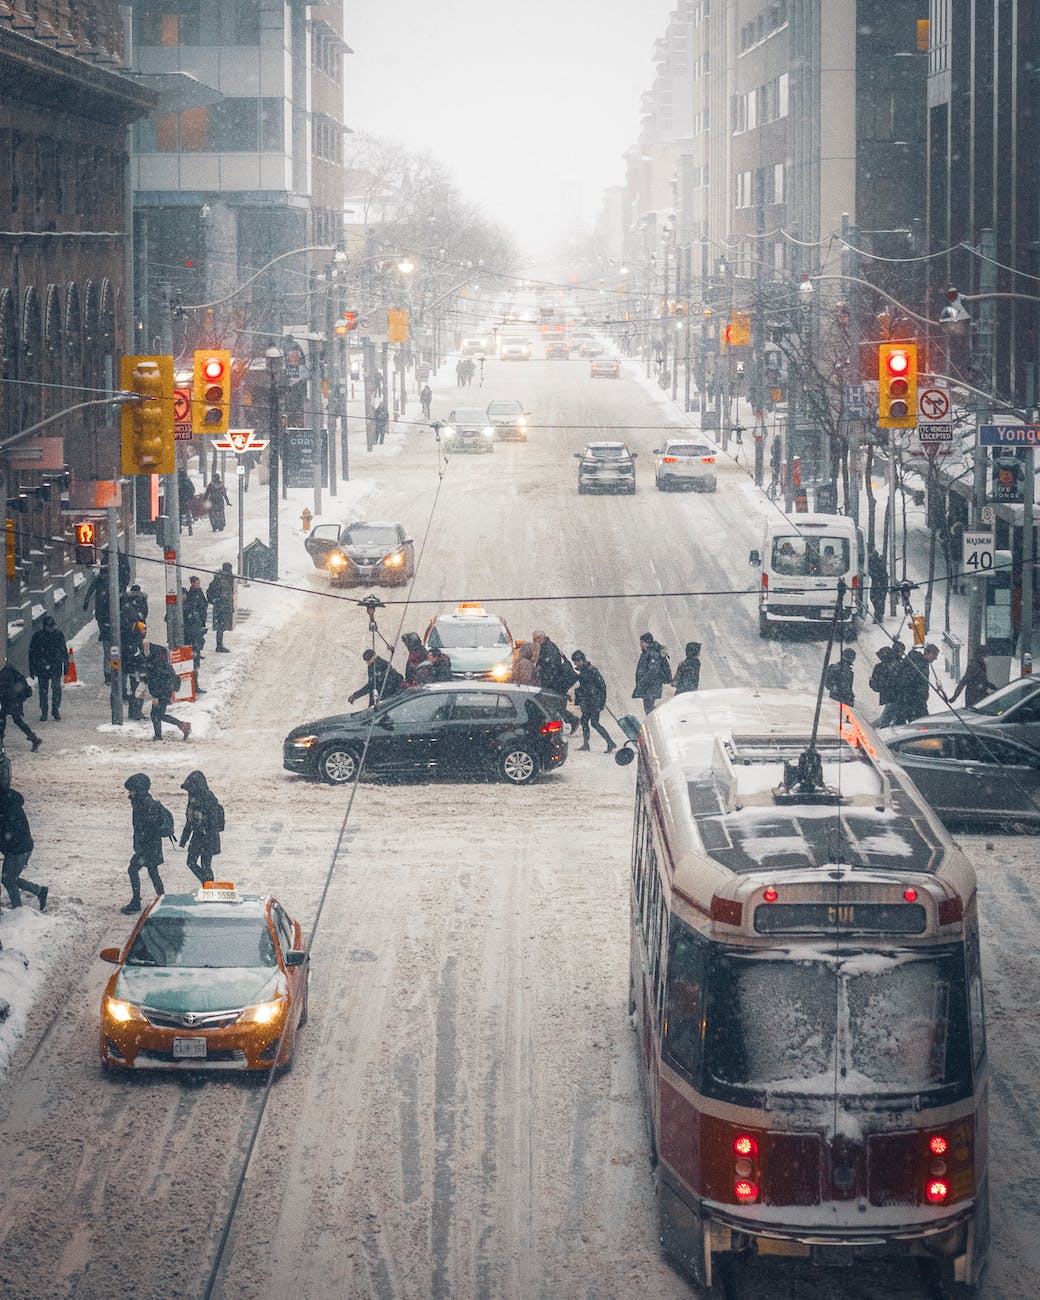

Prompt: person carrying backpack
xmin=179 ymin=770 xmax=224 ymax=884
xmin=632 ymin=632 xmax=672 ymax=715
xmin=0 ymin=659 xmax=42 ymax=752
xmin=144 ymin=644 xmax=190 ymax=741
xmin=824 ymin=648 xmax=856 ymax=707
xmin=121 ymin=772 xmax=171 ymax=913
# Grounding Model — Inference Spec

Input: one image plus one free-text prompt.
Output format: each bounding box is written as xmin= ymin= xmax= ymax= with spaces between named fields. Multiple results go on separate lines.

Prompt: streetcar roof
xmin=640 ymin=689 xmax=976 ymax=894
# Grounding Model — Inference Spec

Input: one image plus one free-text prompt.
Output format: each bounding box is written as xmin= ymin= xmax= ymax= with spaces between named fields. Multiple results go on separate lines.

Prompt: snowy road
xmin=0 ymin=350 xmax=1035 ymax=1299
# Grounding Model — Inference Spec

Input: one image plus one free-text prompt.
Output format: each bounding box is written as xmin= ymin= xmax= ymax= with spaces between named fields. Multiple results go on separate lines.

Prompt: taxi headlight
xmin=490 ymin=661 xmax=511 ymax=681
xmin=239 ymin=999 xmax=285 ymax=1026
xmin=106 ymin=997 xmax=144 ymax=1024
xmin=383 ymin=551 xmax=405 ymax=568
xmin=292 ymin=735 xmax=318 ymax=749
xmin=483 ymin=426 xmax=495 ymax=439
xmin=327 ymin=550 xmax=348 ymax=570
xmin=442 ymin=426 xmax=455 ymax=439
xmin=517 ymin=416 xmax=527 ymax=428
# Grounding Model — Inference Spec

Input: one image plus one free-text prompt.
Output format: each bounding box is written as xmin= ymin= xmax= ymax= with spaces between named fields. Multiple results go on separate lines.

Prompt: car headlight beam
xmin=483 ymin=427 xmax=495 ymax=439
xmin=106 ymin=997 xmax=144 ymax=1024
xmin=239 ymin=999 xmax=285 ymax=1026
xmin=292 ymin=735 xmax=318 ymax=749
xmin=383 ymin=552 xmax=405 ymax=568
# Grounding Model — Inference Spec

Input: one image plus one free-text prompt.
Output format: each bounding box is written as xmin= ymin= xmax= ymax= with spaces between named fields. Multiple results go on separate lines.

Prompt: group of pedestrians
xmin=455 ymin=358 xmax=476 ymax=386
xmin=121 ymin=769 xmax=225 ymax=913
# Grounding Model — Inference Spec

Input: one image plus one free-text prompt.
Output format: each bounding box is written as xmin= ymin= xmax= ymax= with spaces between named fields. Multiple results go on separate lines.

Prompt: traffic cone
xmin=64 ymin=647 xmax=78 ymax=684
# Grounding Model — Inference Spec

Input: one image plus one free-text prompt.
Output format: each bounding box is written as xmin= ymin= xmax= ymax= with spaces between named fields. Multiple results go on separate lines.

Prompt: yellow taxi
xmin=422 ymin=601 xmax=517 ymax=681
xmin=99 ymin=882 xmax=309 ymax=1074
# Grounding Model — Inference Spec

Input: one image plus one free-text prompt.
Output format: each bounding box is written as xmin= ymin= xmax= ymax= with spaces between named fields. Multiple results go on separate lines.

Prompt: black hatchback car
xmin=283 ymin=683 xmax=569 ymax=786
xmin=575 ymin=441 xmax=637 ymax=494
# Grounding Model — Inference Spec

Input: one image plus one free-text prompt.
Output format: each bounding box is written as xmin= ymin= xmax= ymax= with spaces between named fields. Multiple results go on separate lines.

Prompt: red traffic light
xmin=886 ymin=349 xmax=910 ymax=377
xmin=202 ymin=357 xmax=225 ymax=381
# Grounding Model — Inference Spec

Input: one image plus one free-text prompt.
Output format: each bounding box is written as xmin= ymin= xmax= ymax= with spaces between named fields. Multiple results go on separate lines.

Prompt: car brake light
xmin=701 ymin=456 xmax=715 ymax=464
xmin=662 ymin=456 xmax=677 ymax=463
xmin=541 ymin=719 xmax=563 ymax=734
xmin=761 ymin=573 xmax=768 ymax=590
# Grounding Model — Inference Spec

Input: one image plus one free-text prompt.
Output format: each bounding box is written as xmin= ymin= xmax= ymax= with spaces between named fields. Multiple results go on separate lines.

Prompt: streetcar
xmin=630 ymin=688 xmax=988 ymax=1292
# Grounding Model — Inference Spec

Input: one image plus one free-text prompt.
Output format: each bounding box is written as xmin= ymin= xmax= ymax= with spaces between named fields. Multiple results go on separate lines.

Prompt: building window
xmin=735 ymin=170 xmax=753 ymax=208
xmin=778 ymin=72 xmax=789 ymax=117
xmin=773 ymin=162 xmax=785 ymax=204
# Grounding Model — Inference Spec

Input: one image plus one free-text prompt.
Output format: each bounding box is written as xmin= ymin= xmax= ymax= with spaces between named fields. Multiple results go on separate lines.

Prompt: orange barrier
xmin=64 ymin=647 xmax=78 ymax=684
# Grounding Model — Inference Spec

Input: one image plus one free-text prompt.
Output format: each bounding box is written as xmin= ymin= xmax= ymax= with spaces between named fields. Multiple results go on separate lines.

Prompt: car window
xmin=126 ymin=915 xmax=277 ymax=968
xmin=342 ymin=525 xmax=400 ymax=548
xmin=271 ymin=903 xmax=295 ymax=954
xmin=383 ymin=693 xmax=451 ymax=726
xmin=430 ymin=620 xmax=510 ymax=648
xmin=665 ymin=444 xmax=711 ymax=457
xmin=450 ymin=692 xmax=516 ymax=721
xmin=488 ymin=402 xmax=522 ymax=418
xmin=893 ymin=735 xmax=956 ymax=759
xmin=972 ymin=679 xmax=1040 ymax=718
xmin=308 ymin=524 xmax=340 ymax=543
xmin=449 ymin=409 xmax=487 ymax=424
xmin=588 ymin=445 xmax=628 ymax=459
xmin=957 ymin=734 xmax=1040 ymax=767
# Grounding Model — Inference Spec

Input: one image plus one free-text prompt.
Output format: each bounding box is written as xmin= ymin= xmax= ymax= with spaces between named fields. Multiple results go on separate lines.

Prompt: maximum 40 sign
xmin=962 ymin=529 xmax=995 ymax=574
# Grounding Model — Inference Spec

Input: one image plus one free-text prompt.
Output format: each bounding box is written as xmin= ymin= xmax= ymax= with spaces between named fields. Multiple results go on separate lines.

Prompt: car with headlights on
xmin=653 ymin=438 xmax=718 ymax=491
xmin=304 ymin=519 xmax=415 ymax=586
xmin=423 ymin=601 xmax=516 ymax=681
xmin=879 ymin=723 xmax=1040 ymax=828
xmin=575 ymin=441 xmax=637 ymax=494
xmin=461 ymin=336 xmax=488 ymax=357
xmin=284 ymin=682 xmax=568 ymax=786
xmin=440 ymin=407 xmax=496 ymax=453
xmin=500 ymin=337 xmax=532 ymax=361
xmin=486 ymin=399 xmax=529 ymax=441
xmin=589 ymin=357 xmax=621 ymax=378
xmin=99 ymin=882 xmax=309 ymax=1074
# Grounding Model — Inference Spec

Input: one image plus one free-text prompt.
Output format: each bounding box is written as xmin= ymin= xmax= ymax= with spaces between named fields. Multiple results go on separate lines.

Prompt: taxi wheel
xmin=498 ymin=746 xmax=540 ymax=785
xmin=318 ymin=744 xmax=362 ymax=784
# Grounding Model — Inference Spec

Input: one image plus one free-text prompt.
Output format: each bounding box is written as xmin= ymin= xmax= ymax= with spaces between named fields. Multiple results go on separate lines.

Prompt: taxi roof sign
xmin=197 ymin=882 xmax=239 ymax=902
xmin=456 ymin=601 xmax=487 ymax=616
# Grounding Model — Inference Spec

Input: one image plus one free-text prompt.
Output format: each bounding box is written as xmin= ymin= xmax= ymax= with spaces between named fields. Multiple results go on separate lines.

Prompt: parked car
xmin=283 ymin=682 xmax=569 ymax=786
xmin=589 ymin=357 xmax=621 ymax=378
xmin=500 ymin=338 xmax=532 ymax=360
xmin=910 ymin=675 xmax=1040 ymax=748
xmin=440 ymin=407 xmax=496 ymax=453
xmin=304 ymin=520 xmax=415 ymax=587
xmin=99 ymin=882 xmax=310 ymax=1073
xmin=880 ymin=723 xmax=1040 ymax=827
xmin=546 ymin=340 xmax=570 ymax=359
xmin=575 ymin=442 xmax=637 ymax=494
xmin=653 ymin=438 xmax=718 ymax=491
xmin=486 ymin=399 xmax=529 ymax=441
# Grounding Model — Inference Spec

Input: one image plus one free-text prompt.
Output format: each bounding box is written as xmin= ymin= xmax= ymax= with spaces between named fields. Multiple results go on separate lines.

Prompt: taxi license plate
xmin=173 ymin=1037 xmax=207 ymax=1060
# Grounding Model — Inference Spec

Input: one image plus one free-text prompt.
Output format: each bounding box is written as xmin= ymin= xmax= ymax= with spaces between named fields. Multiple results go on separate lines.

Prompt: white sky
xmin=344 ymin=0 xmax=676 ymax=254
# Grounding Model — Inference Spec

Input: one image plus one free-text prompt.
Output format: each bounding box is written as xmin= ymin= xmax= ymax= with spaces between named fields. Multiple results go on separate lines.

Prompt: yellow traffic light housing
xmin=722 ymin=311 xmax=751 ymax=349
xmin=120 ymin=355 xmax=175 ymax=476
xmin=192 ymin=348 xmax=232 ymax=433
xmin=878 ymin=342 xmax=917 ymax=428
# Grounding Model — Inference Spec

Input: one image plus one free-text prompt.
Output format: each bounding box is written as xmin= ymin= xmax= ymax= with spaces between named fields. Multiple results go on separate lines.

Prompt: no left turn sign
xmin=919 ymin=386 xmax=950 ymax=423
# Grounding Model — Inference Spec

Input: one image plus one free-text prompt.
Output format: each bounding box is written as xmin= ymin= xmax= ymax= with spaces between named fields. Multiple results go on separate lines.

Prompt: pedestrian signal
xmin=74 ymin=520 xmax=97 ymax=565
xmin=343 ymin=310 xmax=357 ymax=331
xmin=120 ymin=355 xmax=175 ymax=476
xmin=193 ymin=349 xmax=231 ymax=434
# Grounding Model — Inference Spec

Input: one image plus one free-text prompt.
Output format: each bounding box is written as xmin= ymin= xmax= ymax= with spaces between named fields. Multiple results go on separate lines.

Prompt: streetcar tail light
xmin=733 ymin=1134 xmax=758 ymax=1159
xmin=904 ymin=888 xmax=918 ymax=902
xmin=734 ymin=1180 xmax=759 ymax=1202
xmin=762 ymin=888 xmax=778 ymax=903
xmin=929 ymin=1135 xmax=948 ymax=1156
xmin=926 ymin=1179 xmax=949 ymax=1204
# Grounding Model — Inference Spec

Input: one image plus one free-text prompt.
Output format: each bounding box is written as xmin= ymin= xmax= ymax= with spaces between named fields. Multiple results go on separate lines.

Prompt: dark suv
xmin=284 ymin=683 xmax=569 ymax=786
xmin=575 ymin=441 xmax=637 ymax=494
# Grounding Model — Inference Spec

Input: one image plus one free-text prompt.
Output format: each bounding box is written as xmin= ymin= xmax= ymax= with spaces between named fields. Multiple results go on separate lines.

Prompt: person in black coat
xmin=672 ymin=642 xmax=702 ymax=694
xmin=889 ymin=643 xmax=940 ymax=726
xmin=207 ymin=563 xmax=235 ymax=651
xmin=570 ymin=651 xmax=615 ymax=752
xmin=868 ymin=548 xmax=888 ymax=623
xmin=28 ymin=615 xmax=69 ymax=721
xmin=124 ymin=584 xmax=149 ymax=627
xmin=183 ymin=575 xmax=209 ymax=689
xmin=123 ymin=620 xmax=149 ymax=721
xmin=0 ymin=786 xmax=47 ymax=911
xmin=401 ymin=632 xmax=428 ymax=686
xmin=179 ymin=770 xmax=223 ymax=884
xmin=202 ymin=474 xmax=231 ymax=531
xmin=532 ymin=630 xmax=579 ymax=731
xmin=824 ymin=648 xmax=856 ymax=706
xmin=0 ymin=661 xmax=41 ymax=751
xmin=415 ymin=646 xmax=452 ymax=685
xmin=121 ymin=772 xmax=166 ymax=913
xmin=632 ymin=632 xmax=671 ymax=714
xmin=348 ymin=649 xmax=404 ymax=705
xmin=144 ymin=644 xmax=190 ymax=741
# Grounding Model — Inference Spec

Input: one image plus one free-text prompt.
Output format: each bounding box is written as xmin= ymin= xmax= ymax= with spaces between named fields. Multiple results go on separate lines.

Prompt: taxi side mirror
xmin=100 ymin=947 xmax=122 ymax=964
xmin=573 ymin=452 xmax=583 ymax=459
xmin=652 ymin=448 xmax=661 ymax=455
xmin=749 ymin=549 xmax=761 ymax=567
xmin=285 ymin=949 xmax=308 ymax=967
xmin=630 ymin=452 xmax=638 ymax=459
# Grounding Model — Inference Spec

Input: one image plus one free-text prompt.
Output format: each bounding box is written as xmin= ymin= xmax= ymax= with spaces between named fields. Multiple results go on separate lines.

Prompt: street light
xmin=265 ymin=346 xmax=283 ymax=579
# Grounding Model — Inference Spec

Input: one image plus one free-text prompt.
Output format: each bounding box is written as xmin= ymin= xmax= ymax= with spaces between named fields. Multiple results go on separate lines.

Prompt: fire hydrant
xmin=301 ymin=507 xmax=312 ymax=532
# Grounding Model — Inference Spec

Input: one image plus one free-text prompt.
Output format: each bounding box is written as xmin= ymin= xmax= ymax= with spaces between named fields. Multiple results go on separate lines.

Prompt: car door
xmin=305 ymin=523 xmax=343 ymax=568
xmin=1001 ymin=688 xmax=1040 ymax=749
xmin=890 ymin=733 xmax=960 ymax=814
xmin=955 ymin=733 xmax=1040 ymax=820
xmin=365 ymin=690 xmax=453 ymax=773
xmin=440 ymin=691 xmax=518 ymax=772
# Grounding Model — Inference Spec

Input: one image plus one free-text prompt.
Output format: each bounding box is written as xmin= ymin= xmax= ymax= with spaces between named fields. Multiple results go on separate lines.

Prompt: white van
xmin=749 ymin=512 xmax=865 ymax=637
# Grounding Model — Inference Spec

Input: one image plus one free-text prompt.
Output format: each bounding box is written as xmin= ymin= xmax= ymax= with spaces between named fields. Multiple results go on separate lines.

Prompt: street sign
xmin=918 ymin=385 xmax=950 ymax=424
xmin=173 ymin=387 xmax=191 ymax=425
xmin=979 ymin=424 xmax=1040 ymax=446
xmin=844 ymin=384 xmax=867 ymax=419
xmin=213 ymin=429 xmax=268 ymax=454
xmin=963 ymin=529 xmax=995 ymax=575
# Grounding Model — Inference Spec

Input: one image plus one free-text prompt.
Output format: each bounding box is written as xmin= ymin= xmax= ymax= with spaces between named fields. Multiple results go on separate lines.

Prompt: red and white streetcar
xmin=630 ymin=688 xmax=988 ymax=1292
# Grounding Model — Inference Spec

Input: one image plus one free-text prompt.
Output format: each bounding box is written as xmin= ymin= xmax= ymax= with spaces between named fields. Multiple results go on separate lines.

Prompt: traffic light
xmin=192 ymin=348 xmax=231 ymax=433
xmin=674 ymin=304 xmax=686 ymax=331
xmin=723 ymin=311 xmax=751 ymax=348
xmin=120 ymin=355 xmax=175 ymax=476
xmin=878 ymin=342 xmax=917 ymax=428
xmin=74 ymin=520 xmax=97 ymax=565
xmin=343 ymin=310 xmax=357 ymax=331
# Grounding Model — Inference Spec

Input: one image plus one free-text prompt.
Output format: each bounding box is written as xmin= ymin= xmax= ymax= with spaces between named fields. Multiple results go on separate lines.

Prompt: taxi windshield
xmin=430 ymin=620 xmax=510 ymax=649
xmin=126 ymin=914 xmax=277 ymax=968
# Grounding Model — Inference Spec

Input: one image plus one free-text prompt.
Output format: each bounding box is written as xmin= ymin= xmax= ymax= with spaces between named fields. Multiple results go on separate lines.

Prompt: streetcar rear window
xmin=698 ymin=947 xmax=970 ymax=1102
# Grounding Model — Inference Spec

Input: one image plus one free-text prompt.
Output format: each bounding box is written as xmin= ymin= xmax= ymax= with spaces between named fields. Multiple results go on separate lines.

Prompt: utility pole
xmin=968 ymin=230 xmax=996 ymax=658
